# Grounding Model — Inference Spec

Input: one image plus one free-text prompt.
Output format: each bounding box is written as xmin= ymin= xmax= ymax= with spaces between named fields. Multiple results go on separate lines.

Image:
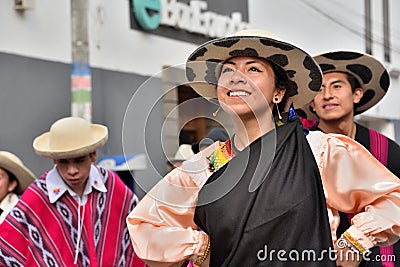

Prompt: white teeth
xmin=229 ymin=91 xmax=250 ymax=96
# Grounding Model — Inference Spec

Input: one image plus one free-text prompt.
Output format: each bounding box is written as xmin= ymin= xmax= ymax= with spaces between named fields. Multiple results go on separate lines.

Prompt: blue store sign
xmin=132 ymin=0 xmax=161 ymax=30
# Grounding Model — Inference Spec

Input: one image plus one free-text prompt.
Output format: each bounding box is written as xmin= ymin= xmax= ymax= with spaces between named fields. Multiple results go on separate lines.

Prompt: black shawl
xmin=194 ymin=121 xmax=335 ymax=266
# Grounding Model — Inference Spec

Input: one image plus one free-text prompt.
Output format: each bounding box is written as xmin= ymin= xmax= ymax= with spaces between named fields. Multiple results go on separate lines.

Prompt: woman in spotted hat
xmin=127 ymin=30 xmax=400 ymax=266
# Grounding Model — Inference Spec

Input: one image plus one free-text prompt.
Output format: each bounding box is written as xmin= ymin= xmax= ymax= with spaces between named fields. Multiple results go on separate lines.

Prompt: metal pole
xmin=382 ymin=0 xmax=390 ymax=62
xmin=71 ymin=0 xmax=92 ymax=122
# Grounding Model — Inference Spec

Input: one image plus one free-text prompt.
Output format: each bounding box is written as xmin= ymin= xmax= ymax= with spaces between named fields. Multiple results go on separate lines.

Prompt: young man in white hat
xmin=0 ymin=117 xmax=145 ymax=266
xmin=309 ymin=51 xmax=400 ymax=267
xmin=0 ymin=151 xmax=35 ymax=223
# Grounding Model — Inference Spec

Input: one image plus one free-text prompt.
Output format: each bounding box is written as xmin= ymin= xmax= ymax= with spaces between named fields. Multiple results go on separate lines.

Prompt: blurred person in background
xmin=169 ymin=144 xmax=195 ymax=169
xmin=0 ymin=151 xmax=35 ymax=223
xmin=191 ymin=127 xmax=229 ymax=154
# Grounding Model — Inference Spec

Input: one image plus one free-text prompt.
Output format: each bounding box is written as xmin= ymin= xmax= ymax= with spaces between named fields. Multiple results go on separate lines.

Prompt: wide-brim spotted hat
xmin=185 ymin=29 xmax=323 ymax=110
xmin=33 ymin=117 xmax=108 ymax=159
xmin=303 ymin=51 xmax=390 ymax=120
xmin=0 ymin=151 xmax=35 ymax=195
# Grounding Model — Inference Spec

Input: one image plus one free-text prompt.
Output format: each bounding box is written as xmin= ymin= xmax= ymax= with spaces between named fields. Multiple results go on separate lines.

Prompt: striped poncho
xmin=0 ymin=167 xmax=145 ymax=267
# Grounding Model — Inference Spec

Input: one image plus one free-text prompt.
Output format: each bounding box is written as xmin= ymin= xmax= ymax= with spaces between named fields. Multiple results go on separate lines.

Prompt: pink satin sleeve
xmin=127 ymin=143 xmax=219 ymax=267
xmin=307 ymin=131 xmax=400 ymax=249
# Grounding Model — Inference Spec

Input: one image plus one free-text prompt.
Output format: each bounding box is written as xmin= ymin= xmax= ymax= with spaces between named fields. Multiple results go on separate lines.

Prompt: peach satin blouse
xmin=127 ymin=131 xmax=400 ymax=266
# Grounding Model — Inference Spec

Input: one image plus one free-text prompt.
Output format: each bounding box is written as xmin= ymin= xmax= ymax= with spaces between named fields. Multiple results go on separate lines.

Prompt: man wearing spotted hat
xmin=309 ymin=51 xmax=400 ymax=266
xmin=0 ymin=117 xmax=145 ymax=267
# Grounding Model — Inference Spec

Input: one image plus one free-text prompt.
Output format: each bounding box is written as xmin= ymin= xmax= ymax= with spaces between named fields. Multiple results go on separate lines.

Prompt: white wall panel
xmin=0 ymin=0 xmax=399 ymax=118
xmin=0 ymin=0 xmax=71 ymax=62
xmin=88 ymin=0 xmax=198 ymax=75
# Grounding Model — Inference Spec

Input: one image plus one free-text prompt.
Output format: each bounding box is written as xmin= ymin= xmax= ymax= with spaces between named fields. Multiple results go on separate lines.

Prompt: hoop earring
xmin=274 ymin=97 xmax=284 ymax=126
xmin=212 ymin=107 xmax=220 ymax=117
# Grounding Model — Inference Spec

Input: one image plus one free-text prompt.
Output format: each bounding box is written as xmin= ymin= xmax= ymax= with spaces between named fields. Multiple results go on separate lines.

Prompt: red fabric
xmin=0 ymin=167 xmax=145 ymax=267
xmin=299 ymin=117 xmax=317 ymax=130
xmin=369 ymin=128 xmax=393 ymax=267
xmin=347 ymin=128 xmax=393 ymax=266
xmin=369 ymin=127 xmax=389 ymax=166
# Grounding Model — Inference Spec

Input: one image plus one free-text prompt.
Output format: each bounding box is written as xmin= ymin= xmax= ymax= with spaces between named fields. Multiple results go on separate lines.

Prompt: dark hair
xmin=346 ymin=73 xmax=362 ymax=93
xmin=5 ymin=169 xmax=19 ymax=190
xmin=345 ymin=73 xmax=363 ymax=114
xmin=270 ymin=63 xmax=290 ymax=116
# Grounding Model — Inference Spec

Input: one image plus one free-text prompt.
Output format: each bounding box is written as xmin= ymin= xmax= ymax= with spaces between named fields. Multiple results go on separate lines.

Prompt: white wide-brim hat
xmin=0 ymin=151 xmax=36 ymax=195
xmin=302 ymin=50 xmax=390 ymax=120
xmin=33 ymin=117 xmax=108 ymax=159
xmin=185 ymin=29 xmax=323 ymax=110
xmin=170 ymin=144 xmax=195 ymax=163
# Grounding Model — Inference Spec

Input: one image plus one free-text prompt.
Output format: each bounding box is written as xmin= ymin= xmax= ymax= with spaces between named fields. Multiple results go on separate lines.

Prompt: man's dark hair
xmin=345 ymin=73 xmax=363 ymax=114
xmin=346 ymin=73 xmax=362 ymax=93
xmin=5 ymin=169 xmax=18 ymax=185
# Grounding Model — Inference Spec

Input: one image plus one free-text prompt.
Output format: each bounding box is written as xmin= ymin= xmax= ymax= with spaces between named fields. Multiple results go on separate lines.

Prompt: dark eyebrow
xmin=322 ymin=79 xmax=345 ymax=88
xmin=331 ymin=79 xmax=345 ymax=85
xmin=224 ymin=60 xmax=236 ymax=65
xmin=58 ymin=156 xmax=86 ymax=162
xmin=245 ymin=60 xmax=259 ymax=65
xmin=224 ymin=60 xmax=261 ymax=66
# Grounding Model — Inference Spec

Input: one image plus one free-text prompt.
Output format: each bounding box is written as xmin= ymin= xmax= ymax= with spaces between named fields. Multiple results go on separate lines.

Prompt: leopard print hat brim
xmin=185 ymin=29 xmax=323 ymax=110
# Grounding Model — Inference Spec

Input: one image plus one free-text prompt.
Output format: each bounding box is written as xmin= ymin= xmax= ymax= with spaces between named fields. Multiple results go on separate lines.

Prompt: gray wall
xmin=0 ymin=52 xmax=71 ymax=176
xmin=395 ymin=120 xmax=400 ymax=144
xmin=92 ymin=67 xmax=166 ymax=198
xmin=0 ymin=53 xmax=165 ymax=198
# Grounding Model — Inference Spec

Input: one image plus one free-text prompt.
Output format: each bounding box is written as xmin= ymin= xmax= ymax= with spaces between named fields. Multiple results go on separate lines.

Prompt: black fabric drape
xmin=195 ymin=121 xmax=335 ymax=266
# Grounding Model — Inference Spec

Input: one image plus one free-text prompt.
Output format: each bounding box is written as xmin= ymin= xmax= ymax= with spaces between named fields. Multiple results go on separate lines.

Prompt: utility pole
xmin=71 ymin=0 xmax=92 ymax=122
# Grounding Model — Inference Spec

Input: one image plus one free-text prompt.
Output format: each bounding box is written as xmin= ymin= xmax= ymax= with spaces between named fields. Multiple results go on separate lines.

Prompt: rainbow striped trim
xmin=208 ymin=139 xmax=233 ymax=172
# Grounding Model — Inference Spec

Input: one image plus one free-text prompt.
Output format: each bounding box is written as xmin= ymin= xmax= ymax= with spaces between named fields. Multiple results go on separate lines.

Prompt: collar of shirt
xmin=47 ymin=165 xmax=107 ymax=204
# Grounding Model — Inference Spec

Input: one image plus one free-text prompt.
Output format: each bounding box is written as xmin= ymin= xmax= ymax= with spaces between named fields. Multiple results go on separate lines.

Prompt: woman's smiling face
xmin=217 ymin=56 xmax=280 ymax=118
